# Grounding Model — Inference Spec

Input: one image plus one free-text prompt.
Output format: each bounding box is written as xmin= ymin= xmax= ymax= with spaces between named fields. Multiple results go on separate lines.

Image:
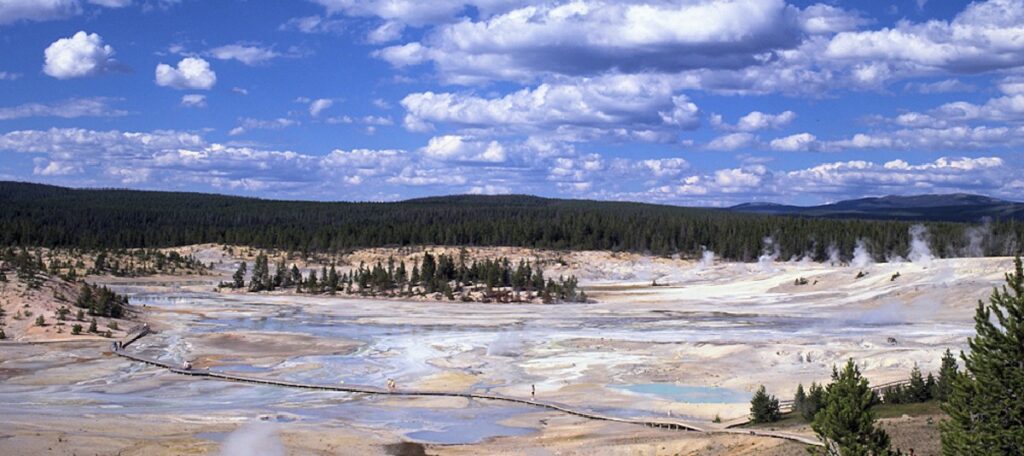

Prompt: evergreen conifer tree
xmin=249 ymin=254 xmax=270 ymax=291
xmin=794 ymin=383 xmax=808 ymax=418
xmin=327 ymin=265 xmax=339 ymax=294
xmin=933 ymin=349 xmax=958 ymax=401
xmin=908 ymin=365 xmax=930 ymax=402
xmin=273 ymin=258 xmax=287 ymax=287
xmin=940 ymin=256 xmax=1024 ymax=454
xmin=232 ymin=261 xmax=247 ymax=289
xmin=811 ymin=359 xmax=895 ymax=455
xmin=306 ymin=270 xmax=318 ymax=294
xmin=750 ymin=385 xmax=781 ymax=423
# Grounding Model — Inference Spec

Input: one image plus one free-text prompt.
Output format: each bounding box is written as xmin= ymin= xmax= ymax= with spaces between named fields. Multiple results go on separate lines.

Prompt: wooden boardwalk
xmin=111 ymin=325 xmax=822 ymax=447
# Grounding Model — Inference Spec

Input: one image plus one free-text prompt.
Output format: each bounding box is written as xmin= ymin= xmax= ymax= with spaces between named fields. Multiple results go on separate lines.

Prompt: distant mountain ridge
xmin=729 ymin=193 xmax=1024 ymax=222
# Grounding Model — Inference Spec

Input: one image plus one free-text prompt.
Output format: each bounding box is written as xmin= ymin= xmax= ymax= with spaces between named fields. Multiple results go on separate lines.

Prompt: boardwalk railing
xmin=111 ymin=327 xmax=822 ymax=447
xmin=776 ymin=378 xmax=914 ymax=414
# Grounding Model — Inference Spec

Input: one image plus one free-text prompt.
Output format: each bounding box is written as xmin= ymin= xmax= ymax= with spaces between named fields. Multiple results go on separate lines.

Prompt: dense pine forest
xmin=2 ymin=182 xmax=1022 ymax=261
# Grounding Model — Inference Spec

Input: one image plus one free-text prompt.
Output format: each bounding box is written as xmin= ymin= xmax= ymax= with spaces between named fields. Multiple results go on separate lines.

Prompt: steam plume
xmin=758 ymin=237 xmax=779 ymax=273
xmin=908 ymin=225 xmax=934 ymax=266
xmin=700 ymin=248 xmax=715 ymax=268
xmin=826 ymin=244 xmax=841 ymax=266
xmin=220 ymin=422 xmax=284 ymax=456
xmin=487 ymin=332 xmax=523 ymax=357
xmin=963 ymin=219 xmax=990 ymax=257
xmin=852 ymin=239 xmax=874 ymax=268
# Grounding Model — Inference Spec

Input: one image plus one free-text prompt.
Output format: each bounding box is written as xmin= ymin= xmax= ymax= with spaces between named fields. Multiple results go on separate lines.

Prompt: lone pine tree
xmin=940 ymin=256 xmax=1024 ymax=455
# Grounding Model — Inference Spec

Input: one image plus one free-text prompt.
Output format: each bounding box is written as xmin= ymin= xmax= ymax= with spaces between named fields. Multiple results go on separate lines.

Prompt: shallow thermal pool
xmin=612 ymin=383 xmax=751 ymax=404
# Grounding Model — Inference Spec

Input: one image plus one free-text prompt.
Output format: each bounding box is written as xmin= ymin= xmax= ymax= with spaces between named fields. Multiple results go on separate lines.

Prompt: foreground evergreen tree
xmin=940 ymin=256 xmax=1024 ymax=455
xmin=750 ymin=385 xmax=781 ymax=423
xmin=812 ymin=359 xmax=895 ymax=455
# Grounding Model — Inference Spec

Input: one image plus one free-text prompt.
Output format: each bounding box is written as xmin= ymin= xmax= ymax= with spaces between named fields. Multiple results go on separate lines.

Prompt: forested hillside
xmin=2 ymin=182 xmax=1022 ymax=261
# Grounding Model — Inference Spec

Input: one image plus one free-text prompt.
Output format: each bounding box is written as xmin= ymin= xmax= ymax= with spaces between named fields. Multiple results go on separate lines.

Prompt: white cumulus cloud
xmin=308 ymin=98 xmax=334 ymax=117
xmin=180 ymin=94 xmax=207 ymax=108
xmin=367 ymin=20 xmax=405 ymax=43
xmin=155 ymin=57 xmax=217 ymax=90
xmin=0 ymin=97 xmax=126 ymax=119
xmin=707 ymin=132 xmax=757 ymax=151
xmin=421 ymin=135 xmax=507 ymax=163
xmin=401 ymin=75 xmax=697 ymax=141
xmin=770 ymin=132 xmax=818 ymax=151
xmin=88 ymin=0 xmax=131 ymax=7
xmin=208 ymin=44 xmax=280 ymax=66
xmin=713 ymin=110 xmax=796 ymax=132
xmin=1 ymin=0 xmax=79 ymax=25
xmin=43 ymin=31 xmax=116 ymax=79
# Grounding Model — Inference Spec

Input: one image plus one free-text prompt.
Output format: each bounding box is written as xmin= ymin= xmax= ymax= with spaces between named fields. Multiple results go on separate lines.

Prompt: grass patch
xmin=872 ymin=401 xmax=944 ymax=419
xmin=739 ymin=411 xmax=807 ymax=429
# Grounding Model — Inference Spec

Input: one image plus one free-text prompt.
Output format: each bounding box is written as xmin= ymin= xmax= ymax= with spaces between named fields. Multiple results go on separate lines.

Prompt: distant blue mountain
xmin=729 ymin=193 xmax=1024 ymax=222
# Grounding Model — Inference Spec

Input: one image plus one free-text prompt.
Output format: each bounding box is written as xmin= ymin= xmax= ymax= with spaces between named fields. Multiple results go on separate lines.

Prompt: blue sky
xmin=1 ymin=0 xmax=1022 ymax=205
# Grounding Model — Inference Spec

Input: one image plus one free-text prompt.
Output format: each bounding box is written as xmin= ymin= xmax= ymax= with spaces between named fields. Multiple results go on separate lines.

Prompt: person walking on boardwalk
xmin=531 ymin=384 xmax=535 ymax=400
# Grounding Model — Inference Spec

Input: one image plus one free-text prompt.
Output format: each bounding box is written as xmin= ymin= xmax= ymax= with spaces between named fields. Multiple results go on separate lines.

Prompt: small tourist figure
xmin=182 ymin=360 xmax=192 ymax=370
xmin=531 ymin=384 xmax=535 ymax=400
xmin=387 ymin=378 xmax=396 ymax=392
